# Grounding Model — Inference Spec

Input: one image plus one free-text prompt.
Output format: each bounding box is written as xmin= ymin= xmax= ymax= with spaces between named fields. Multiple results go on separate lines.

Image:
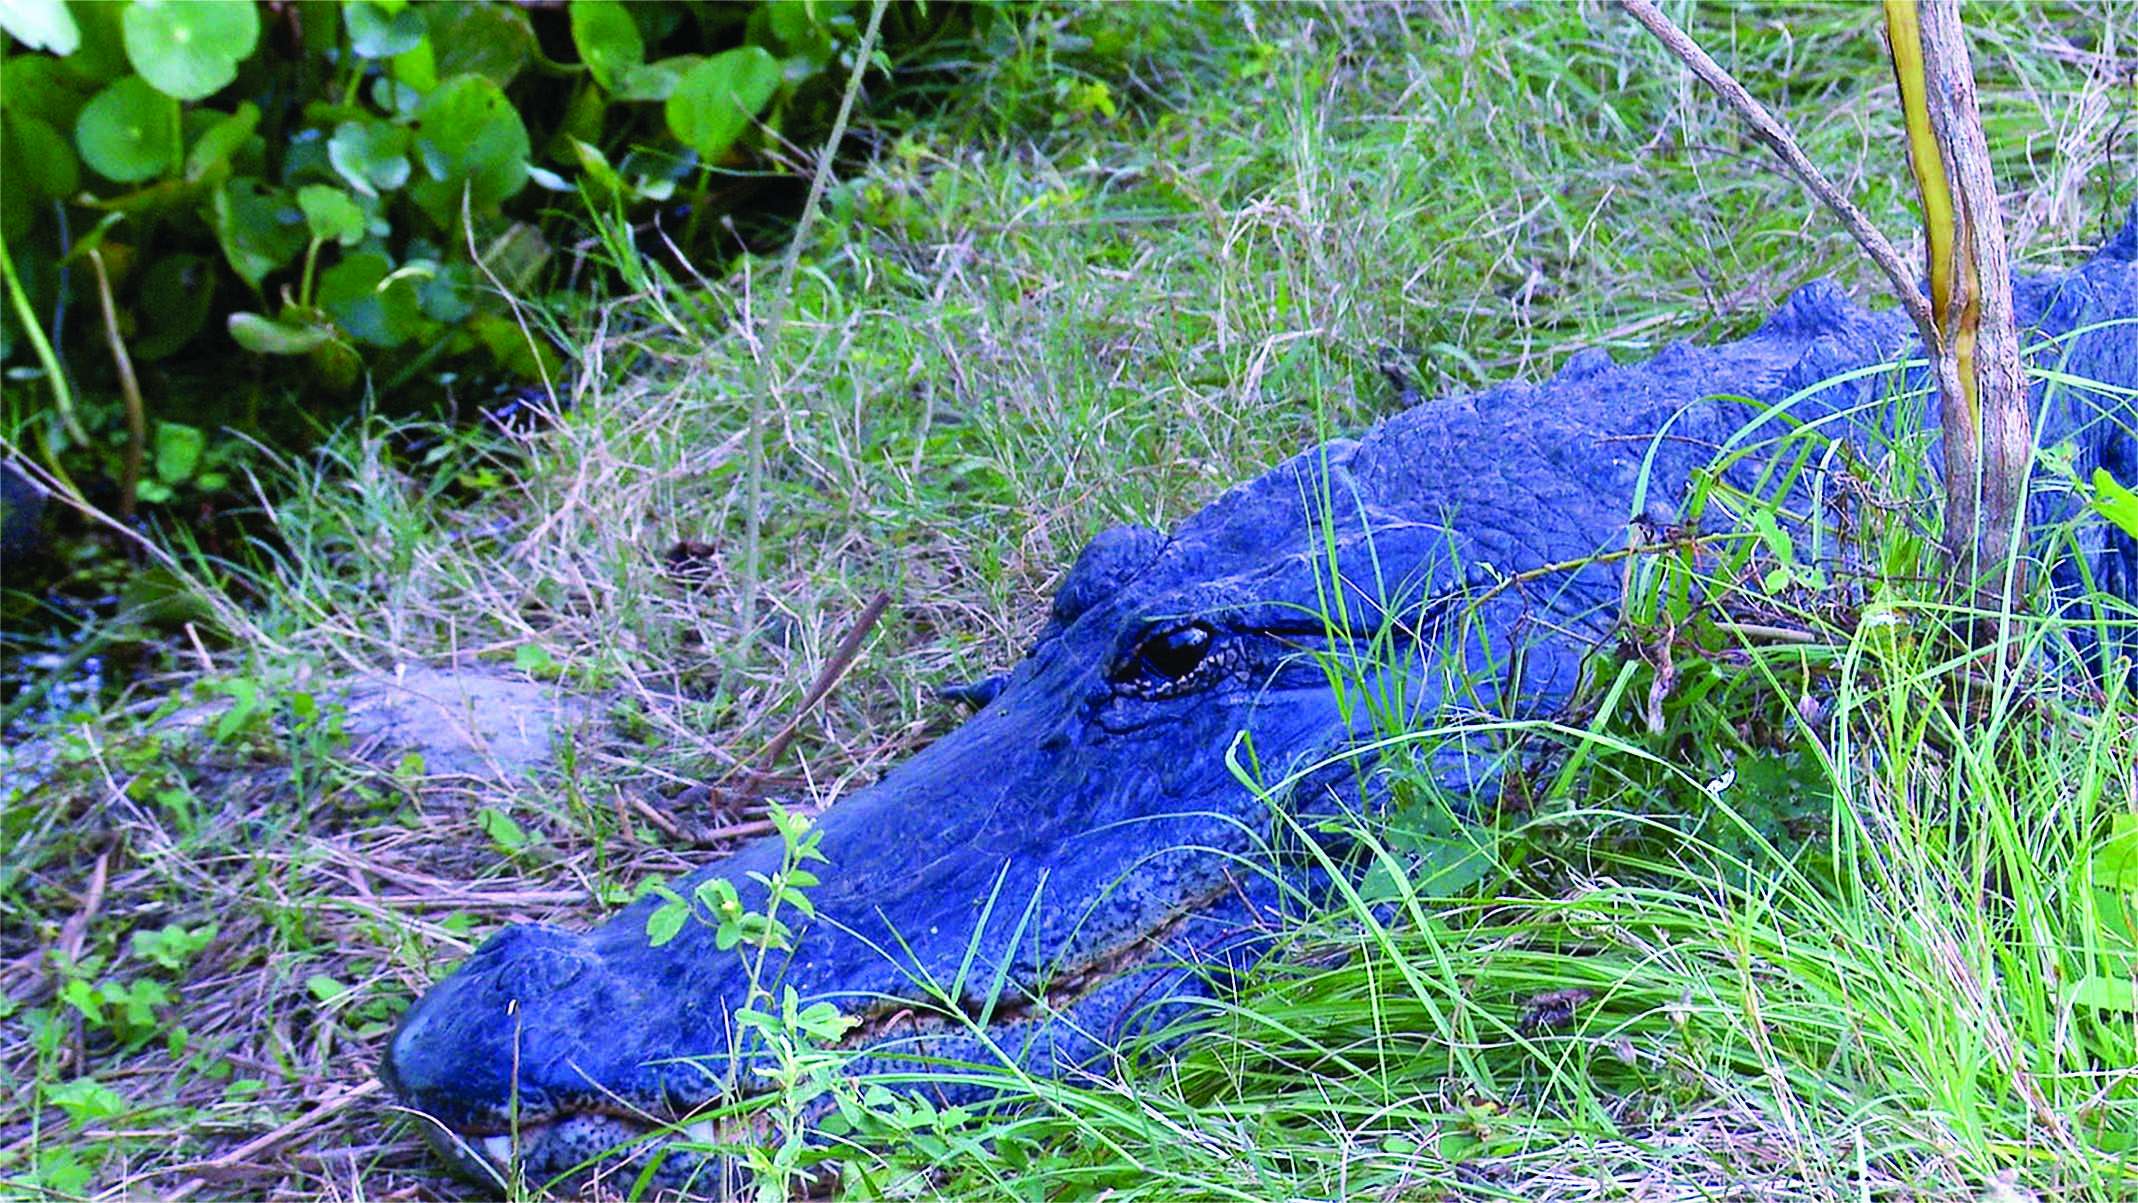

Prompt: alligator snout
xmin=388 ymin=918 xmax=788 ymax=1190
xmin=383 ymin=925 xmax=656 ymax=1172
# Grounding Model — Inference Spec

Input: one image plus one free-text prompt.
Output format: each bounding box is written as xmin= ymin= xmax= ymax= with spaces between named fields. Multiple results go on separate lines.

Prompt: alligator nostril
xmin=463 ymin=923 xmax=599 ymax=995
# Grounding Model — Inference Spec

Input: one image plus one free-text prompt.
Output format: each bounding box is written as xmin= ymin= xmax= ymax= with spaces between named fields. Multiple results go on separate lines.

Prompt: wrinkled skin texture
xmin=384 ymin=216 xmax=2138 ymax=1192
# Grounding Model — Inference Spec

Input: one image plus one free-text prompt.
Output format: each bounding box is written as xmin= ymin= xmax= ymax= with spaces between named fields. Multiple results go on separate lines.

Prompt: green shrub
xmin=0 ymin=0 xmax=967 ymax=494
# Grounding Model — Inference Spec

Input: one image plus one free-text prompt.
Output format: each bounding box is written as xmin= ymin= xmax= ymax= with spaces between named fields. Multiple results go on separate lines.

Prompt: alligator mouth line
xmin=840 ymin=875 xmax=1260 ymax=1045
xmin=431 ymin=876 xmax=1265 ymax=1182
xmin=412 ymin=1104 xmax=772 ymax=1197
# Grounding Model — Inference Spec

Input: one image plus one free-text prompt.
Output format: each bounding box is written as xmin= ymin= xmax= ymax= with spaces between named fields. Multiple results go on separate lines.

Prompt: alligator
xmin=382 ymin=212 xmax=2138 ymax=1195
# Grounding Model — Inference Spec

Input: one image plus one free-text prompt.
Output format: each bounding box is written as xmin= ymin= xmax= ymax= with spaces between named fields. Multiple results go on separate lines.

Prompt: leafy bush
xmin=0 ymin=0 xmax=962 ymax=502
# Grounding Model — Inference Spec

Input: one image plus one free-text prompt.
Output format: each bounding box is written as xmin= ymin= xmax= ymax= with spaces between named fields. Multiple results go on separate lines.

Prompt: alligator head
xmin=383 ymin=216 xmax=2138 ymax=1193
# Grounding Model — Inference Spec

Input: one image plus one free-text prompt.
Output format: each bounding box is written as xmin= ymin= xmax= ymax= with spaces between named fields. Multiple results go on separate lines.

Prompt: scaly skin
xmin=382 ymin=213 xmax=2137 ymax=1193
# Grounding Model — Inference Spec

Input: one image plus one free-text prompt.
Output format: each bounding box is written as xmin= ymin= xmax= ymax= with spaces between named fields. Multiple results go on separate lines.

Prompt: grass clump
xmin=3 ymin=3 xmax=2134 ymax=1199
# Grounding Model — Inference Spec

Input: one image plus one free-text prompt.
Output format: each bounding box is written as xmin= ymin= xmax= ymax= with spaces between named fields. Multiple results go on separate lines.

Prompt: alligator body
xmin=383 ymin=217 xmax=2138 ymax=1192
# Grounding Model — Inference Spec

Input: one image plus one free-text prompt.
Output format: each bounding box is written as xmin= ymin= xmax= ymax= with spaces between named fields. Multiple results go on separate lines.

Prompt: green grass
xmin=3 ymin=2 xmax=2135 ymax=1199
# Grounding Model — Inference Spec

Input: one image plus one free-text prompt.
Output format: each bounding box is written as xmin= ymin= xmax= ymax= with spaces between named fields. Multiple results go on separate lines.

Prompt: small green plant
xmin=473 ymin=806 xmax=533 ymax=857
xmin=642 ymin=802 xmax=855 ymax=1199
xmin=129 ymin=922 xmax=216 ymax=973
xmin=210 ymin=676 xmax=267 ymax=744
xmin=0 ymin=0 xmax=901 ymax=379
xmin=1 ymin=1142 xmax=95 ymax=1196
xmin=511 ymin=642 xmax=563 ymax=680
xmin=42 ymin=1077 xmax=126 ymax=1129
xmin=40 ymin=920 xmax=212 ymax=1055
xmin=57 ymin=973 xmax=172 ymax=1051
xmin=823 ymin=1083 xmax=985 ymax=1196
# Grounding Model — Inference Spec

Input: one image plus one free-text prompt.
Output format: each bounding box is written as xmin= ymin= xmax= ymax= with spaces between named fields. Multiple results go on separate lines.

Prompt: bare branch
xmin=1615 ymin=0 xmax=1937 ymax=343
xmin=1907 ymin=0 xmax=2032 ymax=613
xmin=1622 ymin=0 xmax=2036 ymax=639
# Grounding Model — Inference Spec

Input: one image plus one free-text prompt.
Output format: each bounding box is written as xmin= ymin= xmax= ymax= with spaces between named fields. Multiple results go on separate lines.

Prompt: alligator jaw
xmin=399 ymin=1091 xmax=765 ymax=1195
xmin=393 ymin=873 xmax=1277 ymax=1193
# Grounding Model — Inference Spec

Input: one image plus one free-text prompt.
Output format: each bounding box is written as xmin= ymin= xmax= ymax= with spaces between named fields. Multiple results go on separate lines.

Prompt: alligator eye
xmin=1134 ymin=623 xmax=1212 ymax=681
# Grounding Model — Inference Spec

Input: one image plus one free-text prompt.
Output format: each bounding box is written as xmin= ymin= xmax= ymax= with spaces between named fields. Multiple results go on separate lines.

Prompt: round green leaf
xmin=556 ymin=79 xmax=607 ymax=146
xmin=122 ymin=0 xmax=259 ymax=101
xmin=343 ymin=1 xmax=425 ymax=60
xmin=367 ymin=74 xmax=424 ymax=120
xmin=281 ymin=135 xmax=338 ymax=188
xmin=75 ymin=74 xmax=179 ymax=183
xmin=0 ymin=0 xmax=80 ymax=55
xmin=389 ymin=36 xmax=438 ymax=92
xmin=569 ymin=0 xmax=643 ymax=92
xmin=614 ymin=57 xmax=692 ymax=103
xmin=327 ymin=119 xmax=411 ymax=197
xmin=134 ymin=253 xmax=216 ymax=360
xmin=470 ymin=312 xmax=559 ymax=381
xmin=0 ymin=123 xmax=38 ymax=240
xmin=616 ymin=147 xmax=682 ymax=201
xmin=308 ymin=335 xmax=365 ymax=392
xmin=765 ymin=0 xmax=852 ymax=67
xmin=318 ymin=251 xmax=423 ymax=348
xmin=427 ymin=1 xmax=534 ymax=88
xmin=665 ymin=47 xmax=781 ymax=162
xmin=152 ymin=421 xmax=206 ymax=485
xmin=3 ymin=112 xmax=80 ymax=199
xmin=298 ymin=184 xmax=366 ymax=246
xmin=409 ymin=75 xmax=529 ymax=225
xmin=228 ymin=310 xmax=331 ymax=355
xmin=211 ymin=177 xmax=306 ymax=289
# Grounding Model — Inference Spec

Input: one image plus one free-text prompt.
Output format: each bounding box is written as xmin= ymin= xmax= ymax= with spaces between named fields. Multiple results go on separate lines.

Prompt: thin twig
xmin=624 ymin=790 xmax=689 ymax=843
xmin=1709 ymin=621 xmax=1821 ymax=645
xmin=693 ymin=816 xmax=780 ymax=845
xmin=55 ymin=843 xmax=114 ymax=966
xmin=1471 ymin=538 xmax=1693 ymax=611
xmin=86 ymin=249 xmax=145 ymax=523
xmin=724 ymin=590 xmax=893 ymax=791
xmin=744 ymin=0 xmax=885 ymax=636
xmin=162 ymin=1079 xmax=384 ymax=1201
xmin=1615 ymin=0 xmax=1937 ymax=343
xmin=742 ymin=0 xmax=890 ymax=639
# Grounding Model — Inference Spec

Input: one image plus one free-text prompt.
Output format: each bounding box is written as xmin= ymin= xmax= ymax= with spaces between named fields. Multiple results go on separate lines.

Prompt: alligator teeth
xmin=480 ymin=1134 xmax=513 ymax=1165
xmin=682 ymin=1118 xmax=718 ymax=1144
